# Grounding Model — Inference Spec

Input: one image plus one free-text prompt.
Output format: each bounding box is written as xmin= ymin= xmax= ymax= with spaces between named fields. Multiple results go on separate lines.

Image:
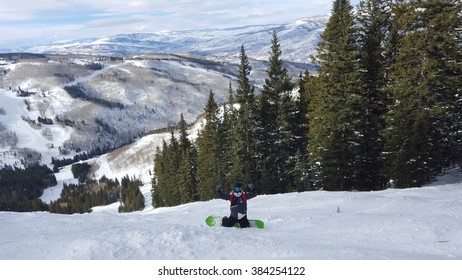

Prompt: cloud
xmin=83 ymin=17 xmax=146 ymax=29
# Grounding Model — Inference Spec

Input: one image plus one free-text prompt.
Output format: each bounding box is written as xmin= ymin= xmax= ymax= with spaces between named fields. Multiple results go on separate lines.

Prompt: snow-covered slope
xmin=0 ymin=54 xmax=231 ymax=168
xmin=21 ymin=16 xmax=328 ymax=63
xmin=1 ymin=169 xmax=462 ymax=260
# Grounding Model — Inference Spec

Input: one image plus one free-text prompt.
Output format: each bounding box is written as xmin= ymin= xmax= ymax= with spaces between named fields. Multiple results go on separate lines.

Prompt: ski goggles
xmin=233 ymin=187 xmax=242 ymax=193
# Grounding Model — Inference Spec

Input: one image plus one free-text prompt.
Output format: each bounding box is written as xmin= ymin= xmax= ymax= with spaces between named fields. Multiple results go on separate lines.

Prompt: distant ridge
xmin=20 ymin=15 xmax=329 ymax=63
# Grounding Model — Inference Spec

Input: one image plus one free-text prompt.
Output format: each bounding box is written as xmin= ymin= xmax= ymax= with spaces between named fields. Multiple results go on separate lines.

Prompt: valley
xmin=0 ymin=16 xmax=324 ymax=208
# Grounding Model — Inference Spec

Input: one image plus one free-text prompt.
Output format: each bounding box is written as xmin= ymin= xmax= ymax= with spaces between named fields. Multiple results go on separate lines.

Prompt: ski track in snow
xmin=1 ymin=175 xmax=462 ymax=260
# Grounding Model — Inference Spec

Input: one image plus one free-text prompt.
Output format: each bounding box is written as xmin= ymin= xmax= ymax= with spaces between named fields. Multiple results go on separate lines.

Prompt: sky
xmin=0 ymin=0 xmax=360 ymax=50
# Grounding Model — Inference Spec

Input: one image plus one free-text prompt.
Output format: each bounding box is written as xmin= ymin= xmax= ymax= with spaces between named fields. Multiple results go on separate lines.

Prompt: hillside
xmin=1 ymin=169 xmax=462 ymax=260
xmin=1 ymin=53 xmax=308 ymax=170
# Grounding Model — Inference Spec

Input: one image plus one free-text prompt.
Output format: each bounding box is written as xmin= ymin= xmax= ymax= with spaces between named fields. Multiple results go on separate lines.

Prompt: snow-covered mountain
xmin=21 ymin=16 xmax=328 ymax=63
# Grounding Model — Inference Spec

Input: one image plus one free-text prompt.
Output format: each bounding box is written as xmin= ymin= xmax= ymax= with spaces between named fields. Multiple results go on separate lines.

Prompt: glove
xmin=248 ymin=183 xmax=256 ymax=191
xmin=215 ymin=185 xmax=223 ymax=192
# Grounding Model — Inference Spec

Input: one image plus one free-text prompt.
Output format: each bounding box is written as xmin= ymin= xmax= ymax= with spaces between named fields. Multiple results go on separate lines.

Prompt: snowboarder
xmin=215 ymin=182 xmax=257 ymax=228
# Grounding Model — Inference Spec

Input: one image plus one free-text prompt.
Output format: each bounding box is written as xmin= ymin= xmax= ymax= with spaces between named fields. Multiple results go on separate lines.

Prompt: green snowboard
xmin=205 ymin=215 xmax=264 ymax=229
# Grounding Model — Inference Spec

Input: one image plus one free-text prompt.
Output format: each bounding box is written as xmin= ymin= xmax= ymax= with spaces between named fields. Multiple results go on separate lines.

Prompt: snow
xmin=1 ymin=170 xmax=462 ymax=260
xmin=40 ymin=164 xmax=78 ymax=203
xmin=0 ymin=86 xmax=76 ymax=168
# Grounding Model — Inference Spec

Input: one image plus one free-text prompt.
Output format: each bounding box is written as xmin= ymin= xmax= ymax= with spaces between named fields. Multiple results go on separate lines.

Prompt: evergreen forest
xmin=151 ymin=0 xmax=462 ymax=207
xmin=48 ymin=175 xmax=144 ymax=214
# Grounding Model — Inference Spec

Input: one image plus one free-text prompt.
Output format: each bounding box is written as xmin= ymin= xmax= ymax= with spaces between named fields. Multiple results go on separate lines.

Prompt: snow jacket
xmin=217 ymin=188 xmax=257 ymax=220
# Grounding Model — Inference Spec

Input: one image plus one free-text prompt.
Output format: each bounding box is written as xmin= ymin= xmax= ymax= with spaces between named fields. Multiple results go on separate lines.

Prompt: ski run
xmin=1 ymin=169 xmax=461 ymax=260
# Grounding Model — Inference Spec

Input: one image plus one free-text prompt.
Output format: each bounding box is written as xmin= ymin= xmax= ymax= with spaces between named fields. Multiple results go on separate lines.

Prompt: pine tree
xmin=178 ymin=146 xmax=197 ymax=204
xmin=229 ymin=45 xmax=258 ymax=184
xmin=235 ymin=45 xmax=255 ymax=105
xmin=430 ymin=0 xmax=462 ymax=168
xmin=291 ymin=71 xmax=317 ymax=191
xmin=152 ymin=143 xmax=167 ymax=207
xmin=354 ymin=0 xmax=391 ymax=190
xmin=166 ymin=131 xmax=181 ymax=206
xmin=221 ymin=83 xmax=236 ymax=185
xmin=196 ymin=90 xmax=222 ymax=200
xmin=119 ymin=179 xmax=145 ymax=212
xmin=178 ymin=114 xmax=190 ymax=152
xmin=151 ymin=158 xmax=158 ymax=207
xmin=382 ymin=0 xmax=462 ymax=188
xmin=153 ymin=131 xmax=182 ymax=207
xmin=257 ymin=31 xmax=294 ymax=194
xmin=278 ymin=90 xmax=298 ymax=190
xmin=453 ymin=18 xmax=462 ymax=166
xmin=292 ymin=71 xmax=310 ymax=163
xmin=177 ymin=114 xmax=198 ymax=204
xmin=308 ymin=0 xmax=362 ymax=191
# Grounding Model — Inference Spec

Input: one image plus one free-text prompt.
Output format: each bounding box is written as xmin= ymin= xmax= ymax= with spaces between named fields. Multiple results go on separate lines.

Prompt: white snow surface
xmin=1 ymin=170 xmax=462 ymax=260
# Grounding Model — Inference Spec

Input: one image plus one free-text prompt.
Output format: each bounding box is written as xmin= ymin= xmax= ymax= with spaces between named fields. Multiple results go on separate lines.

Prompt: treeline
xmin=63 ymin=84 xmax=125 ymax=109
xmin=49 ymin=177 xmax=119 ymax=214
xmin=51 ymin=164 xmax=144 ymax=213
xmin=308 ymin=0 xmax=461 ymax=190
xmin=52 ymin=143 xmax=128 ymax=171
xmin=152 ymin=115 xmax=198 ymax=207
xmin=49 ymin=175 xmax=145 ymax=214
xmin=0 ymin=162 xmax=145 ymax=213
xmin=0 ymin=165 xmax=56 ymax=212
xmin=37 ymin=116 xmax=53 ymax=125
xmin=152 ymin=0 xmax=461 ymax=207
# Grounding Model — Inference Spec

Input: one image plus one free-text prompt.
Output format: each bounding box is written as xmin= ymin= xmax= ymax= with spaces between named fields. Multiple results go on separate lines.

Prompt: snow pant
xmin=222 ymin=215 xmax=250 ymax=228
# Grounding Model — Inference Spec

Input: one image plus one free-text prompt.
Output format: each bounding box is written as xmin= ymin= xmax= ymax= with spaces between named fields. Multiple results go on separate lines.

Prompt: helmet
xmin=233 ymin=182 xmax=242 ymax=197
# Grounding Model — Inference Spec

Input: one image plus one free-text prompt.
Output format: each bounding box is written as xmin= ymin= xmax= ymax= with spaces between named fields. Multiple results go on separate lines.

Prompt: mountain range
xmin=20 ymin=15 xmax=328 ymax=64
